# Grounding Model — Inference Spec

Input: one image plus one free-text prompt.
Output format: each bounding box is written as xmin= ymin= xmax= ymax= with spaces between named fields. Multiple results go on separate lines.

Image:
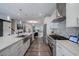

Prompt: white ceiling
xmin=0 ymin=3 xmax=56 ymax=23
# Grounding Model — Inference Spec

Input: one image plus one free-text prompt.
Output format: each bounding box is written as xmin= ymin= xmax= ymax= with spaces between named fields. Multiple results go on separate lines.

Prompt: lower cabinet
xmin=56 ymin=42 xmax=74 ymax=56
xmin=61 ymin=47 xmax=74 ymax=56
xmin=24 ymin=39 xmax=30 ymax=53
xmin=26 ymin=39 xmax=30 ymax=50
xmin=0 ymin=39 xmax=31 ymax=56
xmin=0 ymin=48 xmax=10 ymax=56
xmin=56 ymin=44 xmax=62 ymax=56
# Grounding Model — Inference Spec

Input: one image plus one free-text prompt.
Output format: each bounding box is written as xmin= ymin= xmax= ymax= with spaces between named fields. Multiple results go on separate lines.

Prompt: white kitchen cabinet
xmin=27 ymin=39 xmax=30 ymax=49
xmin=0 ymin=37 xmax=31 ymax=56
xmin=0 ymin=40 xmax=25 ymax=56
xmin=24 ymin=39 xmax=30 ymax=52
xmin=56 ymin=42 xmax=63 ymax=56
xmin=3 ymin=21 xmax=11 ymax=36
xmin=56 ymin=45 xmax=62 ymax=56
xmin=0 ymin=48 xmax=11 ymax=56
xmin=9 ymin=39 xmax=30 ymax=56
xmin=62 ymin=47 xmax=74 ymax=56
xmin=10 ymin=40 xmax=23 ymax=56
xmin=56 ymin=41 xmax=74 ymax=56
xmin=66 ymin=3 xmax=79 ymax=27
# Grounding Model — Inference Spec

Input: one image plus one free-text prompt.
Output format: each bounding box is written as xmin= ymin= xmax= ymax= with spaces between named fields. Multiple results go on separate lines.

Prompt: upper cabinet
xmin=66 ymin=4 xmax=79 ymax=27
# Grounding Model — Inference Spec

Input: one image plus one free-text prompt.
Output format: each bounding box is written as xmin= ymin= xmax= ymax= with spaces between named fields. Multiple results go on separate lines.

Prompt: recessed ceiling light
xmin=27 ymin=20 xmax=38 ymax=23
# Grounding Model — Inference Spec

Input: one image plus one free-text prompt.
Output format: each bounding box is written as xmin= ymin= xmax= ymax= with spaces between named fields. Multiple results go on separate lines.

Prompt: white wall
xmin=0 ymin=14 xmax=7 ymax=20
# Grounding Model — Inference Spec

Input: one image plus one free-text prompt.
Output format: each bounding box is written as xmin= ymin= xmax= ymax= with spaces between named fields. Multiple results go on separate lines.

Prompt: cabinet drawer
xmin=56 ymin=41 xmax=74 ymax=56
xmin=10 ymin=40 xmax=22 ymax=50
xmin=9 ymin=40 xmax=23 ymax=56
xmin=0 ymin=48 xmax=10 ymax=56
xmin=56 ymin=44 xmax=62 ymax=56
xmin=62 ymin=47 xmax=74 ymax=56
xmin=0 ymin=40 xmax=25 ymax=56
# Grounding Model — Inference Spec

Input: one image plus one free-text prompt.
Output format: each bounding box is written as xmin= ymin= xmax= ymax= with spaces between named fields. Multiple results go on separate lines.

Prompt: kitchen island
xmin=0 ymin=33 xmax=32 ymax=56
xmin=48 ymin=35 xmax=79 ymax=56
xmin=56 ymin=40 xmax=79 ymax=56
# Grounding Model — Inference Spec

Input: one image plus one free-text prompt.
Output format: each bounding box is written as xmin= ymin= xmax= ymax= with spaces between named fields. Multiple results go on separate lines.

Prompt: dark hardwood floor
xmin=25 ymin=37 xmax=51 ymax=56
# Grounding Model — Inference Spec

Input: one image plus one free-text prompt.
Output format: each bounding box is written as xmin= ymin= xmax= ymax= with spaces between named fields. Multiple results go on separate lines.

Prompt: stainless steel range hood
xmin=52 ymin=9 xmax=66 ymax=23
xmin=52 ymin=16 xmax=66 ymax=22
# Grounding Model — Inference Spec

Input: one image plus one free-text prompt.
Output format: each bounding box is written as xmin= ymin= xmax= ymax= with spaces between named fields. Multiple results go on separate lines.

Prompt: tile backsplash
xmin=52 ymin=20 xmax=79 ymax=38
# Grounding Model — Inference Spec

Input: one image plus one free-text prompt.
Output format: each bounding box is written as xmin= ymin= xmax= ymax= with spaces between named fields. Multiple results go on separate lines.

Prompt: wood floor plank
xmin=25 ymin=38 xmax=51 ymax=56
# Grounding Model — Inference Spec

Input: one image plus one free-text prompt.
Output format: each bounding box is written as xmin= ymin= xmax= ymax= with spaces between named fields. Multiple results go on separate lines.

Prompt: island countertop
xmin=56 ymin=40 xmax=79 ymax=56
xmin=48 ymin=35 xmax=79 ymax=56
xmin=0 ymin=33 xmax=32 ymax=52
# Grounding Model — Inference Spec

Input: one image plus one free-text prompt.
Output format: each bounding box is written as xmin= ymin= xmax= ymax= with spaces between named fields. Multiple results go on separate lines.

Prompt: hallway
xmin=25 ymin=38 xmax=51 ymax=56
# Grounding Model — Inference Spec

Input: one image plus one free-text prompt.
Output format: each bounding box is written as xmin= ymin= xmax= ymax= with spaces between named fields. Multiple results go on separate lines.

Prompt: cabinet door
xmin=56 ymin=41 xmax=74 ymax=56
xmin=66 ymin=4 xmax=79 ymax=27
xmin=20 ymin=44 xmax=25 ymax=56
xmin=10 ymin=40 xmax=23 ymax=56
xmin=56 ymin=45 xmax=62 ymax=56
xmin=24 ymin=39 xmax=30 ymax=51
xmin=62 ymin=47 xmax=74 ymax=56
xmin=56 ymin=42 xmax=63 ymax=56
xmin=27 ymin=39 xmax=30 ymax=49
xmin=0 ymin=48 xmax=11 ymax=56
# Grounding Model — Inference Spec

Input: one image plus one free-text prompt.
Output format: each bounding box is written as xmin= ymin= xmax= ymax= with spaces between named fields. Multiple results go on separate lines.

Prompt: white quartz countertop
xmin=0 ymin=33 xmax=32 ymax=51
xmin=48 ymin=35 xmax=79 ymax=56
xmin=57 ymin=40 xmax=79 ymax=56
